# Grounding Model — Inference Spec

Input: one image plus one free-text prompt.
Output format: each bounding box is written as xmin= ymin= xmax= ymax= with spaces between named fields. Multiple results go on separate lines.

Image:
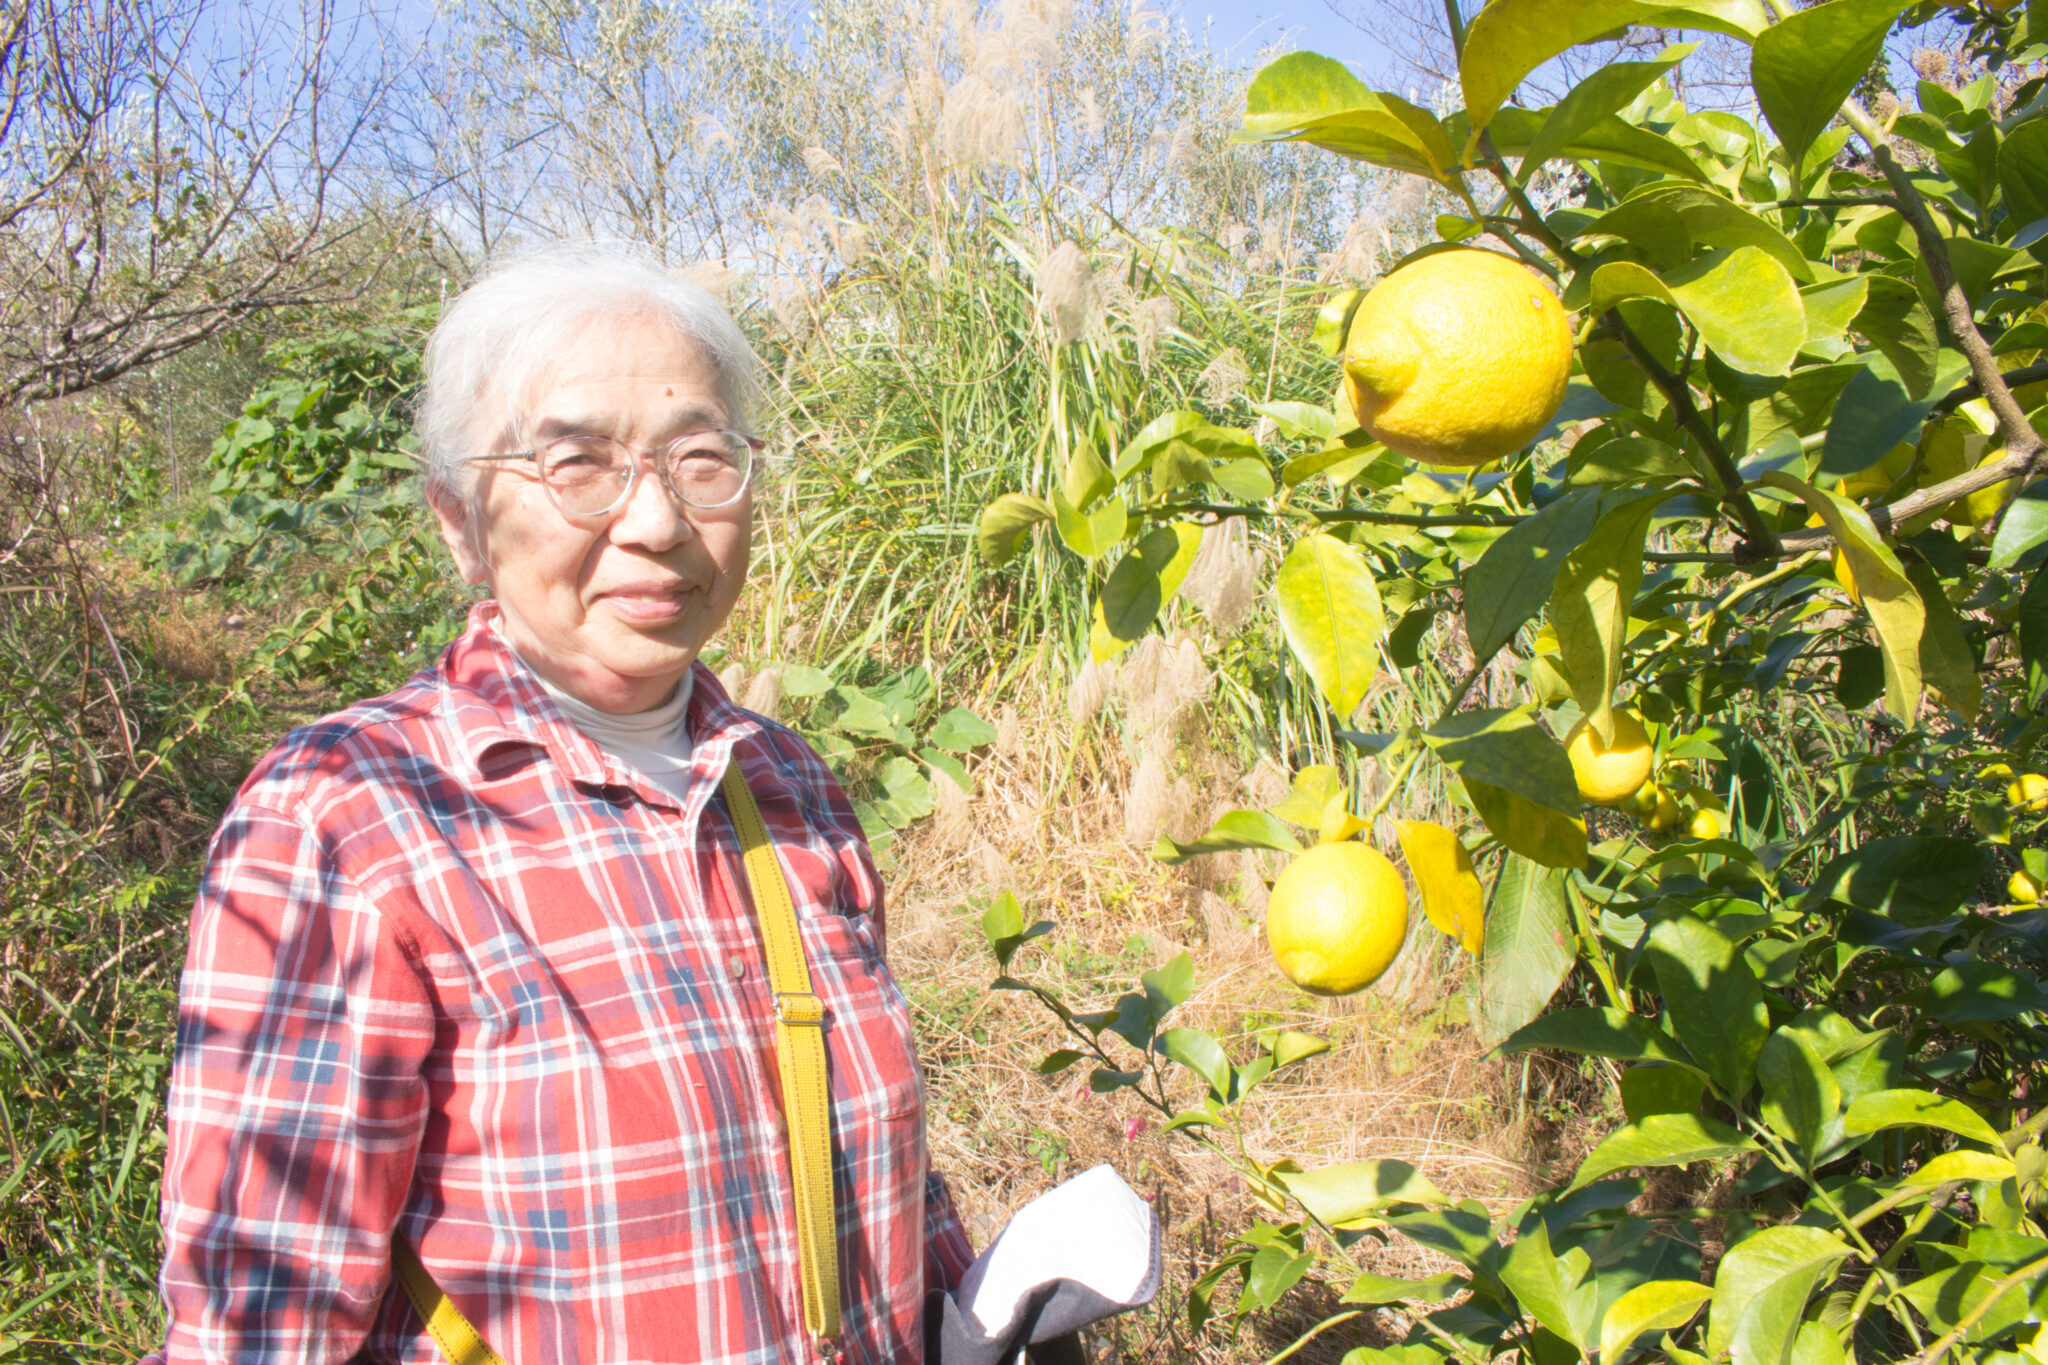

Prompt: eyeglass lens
xmin=539 ymin=433 xmax=752 ymax=516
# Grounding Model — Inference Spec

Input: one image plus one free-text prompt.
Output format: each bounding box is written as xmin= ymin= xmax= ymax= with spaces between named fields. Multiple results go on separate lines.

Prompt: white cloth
xmin=955 ymin=1165 xmax=1162 ymax=1337
xmin=508 ymin=642 xmax=697 ymax=799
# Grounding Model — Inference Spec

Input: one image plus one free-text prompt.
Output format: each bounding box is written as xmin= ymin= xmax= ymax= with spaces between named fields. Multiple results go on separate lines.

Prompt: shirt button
xmin=728 ymin=955 xmax=748 ymax=980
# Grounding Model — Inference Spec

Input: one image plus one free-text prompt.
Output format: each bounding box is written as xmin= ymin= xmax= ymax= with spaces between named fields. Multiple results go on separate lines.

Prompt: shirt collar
xmin=438 ymin=602 xmax=763 ymax=796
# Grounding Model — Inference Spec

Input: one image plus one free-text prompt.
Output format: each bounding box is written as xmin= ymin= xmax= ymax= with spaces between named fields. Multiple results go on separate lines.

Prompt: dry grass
xmin=877 ymin=678 xmax=1593 ymax=1363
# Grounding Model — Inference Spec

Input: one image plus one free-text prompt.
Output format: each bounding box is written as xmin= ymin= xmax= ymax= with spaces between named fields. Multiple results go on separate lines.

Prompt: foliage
xmin=979 ymin=2 xmax=2048 ymax=1360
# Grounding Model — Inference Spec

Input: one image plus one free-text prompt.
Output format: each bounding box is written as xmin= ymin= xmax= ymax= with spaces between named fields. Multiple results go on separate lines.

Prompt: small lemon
xmin=1341 ymin=249 xmax=1573 ymax=468
xmin=2010 ymin=773 xmax=2048 ymax=811
xmin=1265 ymin=841 xmax=1410 ymax=996
xmin=2010 ymin=869 xmax=2045 ymax=905
xmin=1564 ymin=712 xmax=1656 ymax=807
xmin=1687 ymin=809 xmax=1724 ymax=841
xmin=1962 ymin=449 xmax=2021 ymax=528
xmin=1648 ymin=788 xmax=1682 ymax=834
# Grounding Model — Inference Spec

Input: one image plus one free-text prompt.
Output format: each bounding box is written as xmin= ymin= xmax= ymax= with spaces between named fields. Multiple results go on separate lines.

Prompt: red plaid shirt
xmin=150 ymin=604 xmax=974 ymax=1364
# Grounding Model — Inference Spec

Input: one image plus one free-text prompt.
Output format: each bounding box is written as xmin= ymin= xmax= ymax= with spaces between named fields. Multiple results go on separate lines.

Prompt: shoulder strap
xmin=390 ymin=1232 xmax=506 ymax=1365
xmin=385 ymin=764 xmax=844 ymax=1364
xmin=721 ymin=762 xmax=844 ymax=1352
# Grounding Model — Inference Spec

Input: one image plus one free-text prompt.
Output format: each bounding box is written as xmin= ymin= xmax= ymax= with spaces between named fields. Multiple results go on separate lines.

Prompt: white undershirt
xmin=507 ymin=639 xmax=697 ymax=799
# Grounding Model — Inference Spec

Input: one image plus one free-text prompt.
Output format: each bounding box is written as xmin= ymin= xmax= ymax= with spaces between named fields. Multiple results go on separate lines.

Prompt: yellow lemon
xmin=1341 ymin=249 xmax=1573 ymax=468
xmin=1687 ymin=809 xmax=1724 ymax=841
xmin=1961 ymin=449 xmax=2020 ymax=528
xmin=1564 ymin=712 xmax=1656 ymax=807
xmin=1265 ymin=841 xmax=1410 ymax=996
xmin=2010 ymin=869 xmax=2044 ymax=905
xmin=2010 ymin=773 xmax=2048 ymax=811
xmin=1839 ymin=440 xmax=1915 ymax=501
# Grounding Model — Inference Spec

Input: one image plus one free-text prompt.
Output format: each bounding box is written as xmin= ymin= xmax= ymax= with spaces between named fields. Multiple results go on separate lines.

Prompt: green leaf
xmin=1253 ymin=400 xmax=1339 ymax=442
xmin=1818 ymin=350 xmax=1969 ymax=476
xmin=1051 ymin=486 xmax=1127 ymax=559
xmin=1729 ymin=1261 xmax=1832 ymax=1365
xmin=1269 ymin=1029 xmax=1332 ymax=1069
xmin=1584 ymin=183 xmax=1814 ymax=283
xmin=2023 ymin=565 xmax=2048 ymax=703
xmin=1989 ymin=479 xmax=2048 ymax=571
xmin=1497 ymin=1007 xmax=1699 ymax=1069
xmin=1851 ymin=275 xmax=1941 ymax=397
xmin=1426 ymin=709 xmax=1587 ymax=868
xmin=1152 ymin=808 xmax=1303 ymax=863
xmin=1751 ymin=0 xmax=1912 ymax=172
xmin=1116 ymin=409 xmax=1206 ymax=476
xmin=1239 ymin=54 xmax=1460 ymax=180
xmin=1571 ymin=1111 xmax=1759 ymax=1190
xmin=980 ymin=889 xmax=1023 ymax=952
xmin=1090 ymin=522 xmax=1202 ymax=662
xmin=1035 ymin=1048 xmax=1085 ymax=1074
xmin=1842 ymin=1088 xmax=2005 ymax=1148
xmin=1567 ymin=435 xmax=1692 ymax=486
xmin=1278 ymin=1160 xmax=1452 ymax=1227
xmin=1487 ymin=106 xmax=1710 ymax=182
xmin=1644 ymin=915 xmax=1770 ymax=1101
xmin=780 ymin=663 xmax=834 ymax=698
xmin=1270 ymin=764 xmax=1347 ymax=826
xmin=1459 ymin=0 xmax=1766 ymax=135
xmin=1063 ymin=438 xmax=1114 ymax=509
xmin=1807 ymin=835 xmax=1988 ymax=926
xmin=1707 ymin=1226 xmax=1852 ymax=1360
xmin=1548 ymin=489 xmax=1670 ymax=741
xmin=1159 ymin=1027 xmax=1232 ymax=1099
xmin=919 ymin=747 xmax=975 ymax=795
xmin=1757 ymin=1029 xmax=1841 ymax=1157
xmin=1472 ymin=855 xmax=1576 ymax=1047
xmin=1622 ymin=1064 xmax=1708 ymax=1120
xmin=1590 ymin=247 xmax=1805 ymax=376
xmin=1907 ymin=561 xmax=1981 ymax=720
xmin=1799 ymin=275 xmax=1869 ymax=344
xmin=1499 ymin=1215 xmax=1597 ymax=1351
xmin=977 ymin=492 xmax=1052 ymax=565
xmin=1274 ymin=532 xmax=1384 ymax=716
xmin=874 ymin=754 xmax=934 ymax=824
xmin=1463 ymin=486 xmax=1603 ymax=661
xmin=1762 ymin=472 xmax=1926 ymax=721
xmin=1513 ymin=44 xmax=1695 ymax=179
xmin=1901 ymin=1148 xmax=2018 ymax=1186
xmin=1341 ymin=1271 xmax=1467 ymax=1305
xmin=1598 ymin=1279 xmax=1713 ymax=1362
xmin=928 ymin=706 xmax=997 ymax=753
xmin=2000 ymin=117 xmax=2048 ymax=231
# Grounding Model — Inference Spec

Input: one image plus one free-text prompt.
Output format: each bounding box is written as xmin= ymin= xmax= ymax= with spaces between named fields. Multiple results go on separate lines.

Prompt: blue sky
xmin=1180 ymin=0 xmax=1402 ymax=73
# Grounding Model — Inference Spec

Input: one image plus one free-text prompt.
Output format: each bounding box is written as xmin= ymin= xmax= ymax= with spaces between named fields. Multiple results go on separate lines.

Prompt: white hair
xmin=415 ymin=243 xmax=759 ymax=510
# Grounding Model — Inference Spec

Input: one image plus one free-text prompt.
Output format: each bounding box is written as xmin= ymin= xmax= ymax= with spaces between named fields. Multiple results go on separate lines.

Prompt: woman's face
xmin=432 ymin=312 xmax=753 ymax=714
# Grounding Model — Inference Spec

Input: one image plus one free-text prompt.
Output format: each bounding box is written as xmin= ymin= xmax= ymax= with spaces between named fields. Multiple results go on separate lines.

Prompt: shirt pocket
xmin=800 ymin=911 xmax=924 ymax=1122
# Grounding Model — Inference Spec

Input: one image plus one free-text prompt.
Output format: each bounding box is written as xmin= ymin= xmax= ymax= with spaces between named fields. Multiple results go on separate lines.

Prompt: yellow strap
xmin=721 ymin=763 xmax=843 ymax=1347
xmin=390 ymin=1232 xmax=507 ymax=1365
xmin=387 ymin=765 xmax=842 ymax=1362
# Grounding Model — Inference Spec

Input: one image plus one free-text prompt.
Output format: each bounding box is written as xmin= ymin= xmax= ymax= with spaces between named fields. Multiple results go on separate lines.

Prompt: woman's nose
xmin=607 ymin=457 xmax=695 ymax=549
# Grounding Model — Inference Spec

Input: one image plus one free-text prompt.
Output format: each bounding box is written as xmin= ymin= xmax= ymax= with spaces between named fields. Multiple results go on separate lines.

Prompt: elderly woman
xmin=150 ymin=247 xmax=973 ymax=1364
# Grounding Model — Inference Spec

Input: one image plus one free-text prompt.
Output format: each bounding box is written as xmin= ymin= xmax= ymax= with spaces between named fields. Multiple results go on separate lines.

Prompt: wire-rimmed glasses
xmin=465 ymin=430 xmax=761 ymax=519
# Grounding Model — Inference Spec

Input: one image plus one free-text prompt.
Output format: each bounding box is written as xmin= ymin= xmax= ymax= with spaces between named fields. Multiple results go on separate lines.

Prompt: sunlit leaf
xmin=1274 ymin=532 xmax=1384 ymax=715
xmin=1089 ymin=522 xmax=1202 ymax=662
xmin=1395 ymin=819 xmax=1485 ymax=954
xmin=1751 ymin=0 xmax=1913 ymax=172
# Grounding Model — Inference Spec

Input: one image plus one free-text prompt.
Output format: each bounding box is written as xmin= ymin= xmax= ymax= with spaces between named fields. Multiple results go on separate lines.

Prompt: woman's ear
xmin=429 ymin=486 xmax=491 ymax=587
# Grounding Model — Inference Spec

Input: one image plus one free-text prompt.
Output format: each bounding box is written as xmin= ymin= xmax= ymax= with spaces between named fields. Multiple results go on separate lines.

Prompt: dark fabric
xmin=924 ymin=1280 xmax=1131 ymax=1365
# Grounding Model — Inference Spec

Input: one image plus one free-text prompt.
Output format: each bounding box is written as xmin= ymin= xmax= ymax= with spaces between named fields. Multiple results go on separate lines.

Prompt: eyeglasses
xmin=465 ymin=430 xmax=762 ymax=519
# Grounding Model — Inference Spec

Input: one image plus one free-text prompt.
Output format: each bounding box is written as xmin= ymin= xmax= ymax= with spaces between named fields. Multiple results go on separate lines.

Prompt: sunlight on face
xmin=432 ymin=313 xmax=753 ymax=714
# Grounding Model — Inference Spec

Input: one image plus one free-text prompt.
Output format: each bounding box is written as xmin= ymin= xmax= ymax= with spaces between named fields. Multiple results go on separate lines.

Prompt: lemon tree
xmin=978 ymin=1 xmax=2048 ymax=1360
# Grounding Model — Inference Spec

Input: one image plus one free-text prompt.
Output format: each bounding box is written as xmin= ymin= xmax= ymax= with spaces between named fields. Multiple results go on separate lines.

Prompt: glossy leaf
xmin=1645 ymin=914 xmax=1770 ymax=1101
xmin=1807 ymin=834 xmax=1987 ymax=926
xmin=1426 ymin=709 xmax=1587 ymax=867
xmin=1757 ymin=1029 xmax=1841 ymax=1157
xmin=1707 ymin=1226 xmax=1852 ymax=1359
xmin=1762 ymin=473 xmax=1925 ymax=721
xmin=1274 ymin=532 xmax=1384 ymax=715
xmin=1271 ymin=764 xmax=1346 ymax=826
xmin=1571 ymin=1111 xmax=1758 ymax=1190
xmin=1396 ymin=819 xmax=1484 ymax=954
xmin=1062 ymin=438 xmax=1114 ymax=509
xmin=1089 ymin=522 xmax=1201 ymax=662
xmin=1590 ymin=248 xmax=1805 ymax=375
xmin=1598 ymin=1280 xmax=1713 ymax=1363
xmin=1152 ymin=808 xmax=1303 ymax=863
xmin=1050 ymin=486 xmax=1126 ymax=559
xmin=1463 ymin=486 xmax=1602 ymax=661
xmin=1907 ymin=562 xmax=1981 ymax=719
xmin=1585 ymin=182 xmax=1814 ymax=282
xmin=1799 ymin=275 xmax=1868 ymax=343
xmin=1989 ymin=478 xmax=2048 ymax=571
xmin=1818 ymin=351 xmax=1968 ymax=476
xmin=1751 ymin=0 xmax=1912 ymax=172
xmin=1471 ymin=855 xmax=1575 ymax=1047
xmin=1548 ymin=489 xmax=1669 ymax=741
xmin=1459 ymin=0 xmax=1766 ymax=134
xmin=1513 ymin=44 xmax=1695 ymax=180
xmin=1842 ymin=1088 xmax=2005 ymax=1148
xmin=1159 ymin=1027 xmax=1233 ymax=1099
xmin=1902 ymin=1148 xmax=2018 ymax=1186
xmin=1487 ymin=106 xmax=1710 ymax=182
xmin=1497 ymin=1007 xmax=1699 ymax=1069
xmin=976 ymin=492 xmax=1051 ymax=565
xmin=1239 ymin=53 xmax=1459 ymax=180
xmin=1499 ymin=1215 xmax=1596 ymax=1350
xmin=2000 ymin=117 xmax=2048 ymax=231
xmin=1278 ymin=1160 xmax=1451 ymax=1227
